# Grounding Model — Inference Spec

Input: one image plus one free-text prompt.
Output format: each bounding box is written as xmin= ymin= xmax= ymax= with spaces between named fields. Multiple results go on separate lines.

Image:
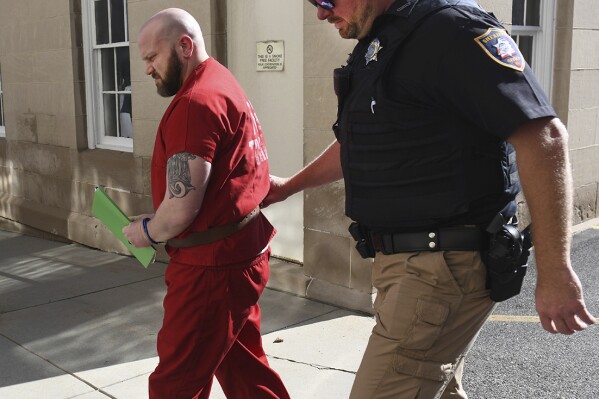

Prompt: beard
xmin=335 ymin=2 xmax=374 ymax=39
xmin=343 ymin=22 xmax=360 ymax=39
xmin=155 ymin=48 xmax=183 ymax=97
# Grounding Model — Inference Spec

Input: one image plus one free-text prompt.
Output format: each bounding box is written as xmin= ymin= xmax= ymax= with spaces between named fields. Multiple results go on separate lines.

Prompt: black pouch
xmin=332 ymin=66 xmax=351 ymax=139
xmin=481 ymin=215 xmax=532 ymax=302
xmin=349 ymin=222 xmax=376 ymax=259
xmin=334 ymin=66 xmax=351 ymax=99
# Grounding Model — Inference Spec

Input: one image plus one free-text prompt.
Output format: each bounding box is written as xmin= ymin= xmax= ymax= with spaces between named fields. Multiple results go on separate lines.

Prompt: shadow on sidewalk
xmin=0 ymin=230 xmax=348 ymax=390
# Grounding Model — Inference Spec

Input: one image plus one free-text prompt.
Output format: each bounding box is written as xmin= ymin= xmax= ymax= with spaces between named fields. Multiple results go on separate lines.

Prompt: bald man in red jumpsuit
xmin=123 ymin=8 xmax=290 ymax=399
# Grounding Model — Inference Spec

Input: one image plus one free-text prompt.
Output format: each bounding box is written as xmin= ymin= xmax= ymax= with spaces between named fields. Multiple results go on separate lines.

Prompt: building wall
xmin=227 ymin=0 xmax=305 ymax=263
xmin=567 ymin=0 xmax=599 ymax=223
xmin=301 ymin=3 xmax=375 ymax=311
xmin=0 ymin=0 xmax=92 ymax=241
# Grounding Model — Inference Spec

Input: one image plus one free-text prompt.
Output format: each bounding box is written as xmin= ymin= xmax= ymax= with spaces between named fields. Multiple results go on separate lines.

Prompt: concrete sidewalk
xmin=0 ymin=229 xmax=372 ymax=399
xmin=1 ymin=225 xmax=598 ymax=398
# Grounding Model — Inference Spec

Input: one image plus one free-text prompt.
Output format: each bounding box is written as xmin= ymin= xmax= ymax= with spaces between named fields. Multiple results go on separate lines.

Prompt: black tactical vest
xmin=333 ymin=0 xmax=519 ymax=231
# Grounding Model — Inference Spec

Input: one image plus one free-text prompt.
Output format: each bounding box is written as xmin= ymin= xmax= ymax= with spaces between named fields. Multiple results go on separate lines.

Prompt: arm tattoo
xmin=167 ymin=152 xmax=196 ymax=199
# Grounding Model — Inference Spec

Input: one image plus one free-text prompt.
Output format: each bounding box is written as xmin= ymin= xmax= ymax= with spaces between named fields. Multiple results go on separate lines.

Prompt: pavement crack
xmin=268 ymin=355 xmax=356 ymax=375
xmin=275 ymin=308 xmax=341 ymax=331
xmin=0 ymin=275 xmax=164 ymax=314
xmin=0 ymin=333 xmax=117 ymax=399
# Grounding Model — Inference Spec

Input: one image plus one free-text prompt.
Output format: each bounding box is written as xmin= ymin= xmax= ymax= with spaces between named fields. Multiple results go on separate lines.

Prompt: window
xmin=511 ymin=0 xmax=556 ymax=98
xmin=82 ymin=0 xmax=132 ymax=151
xmin=0 ymin=69 xmax=5 ymax=138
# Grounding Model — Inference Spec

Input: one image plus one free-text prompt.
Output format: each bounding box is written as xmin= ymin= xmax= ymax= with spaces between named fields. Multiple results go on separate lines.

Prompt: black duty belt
xmin=371 ymin=227 xmax=488 ymax=254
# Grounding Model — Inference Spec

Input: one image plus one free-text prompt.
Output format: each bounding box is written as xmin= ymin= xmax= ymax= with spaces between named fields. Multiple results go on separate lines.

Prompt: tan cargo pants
xmin=349 ymin=250 xmax=495 ymax=399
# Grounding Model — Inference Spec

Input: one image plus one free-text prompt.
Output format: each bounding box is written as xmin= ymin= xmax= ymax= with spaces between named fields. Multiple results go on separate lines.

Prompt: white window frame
xmin=0 ymin=71 xmax=5 ymax=137
xmin=510 ymin=0 xmax=556 ymax=99
xmin=82 ymin=0 xmax=133 ymax=151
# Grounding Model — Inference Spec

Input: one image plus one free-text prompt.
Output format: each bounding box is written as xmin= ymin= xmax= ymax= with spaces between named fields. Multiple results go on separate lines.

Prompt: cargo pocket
xmin=402 ymin=296 xmax=450 ymax=351
xmin=394 ymin=353 xmax=454 ymax=383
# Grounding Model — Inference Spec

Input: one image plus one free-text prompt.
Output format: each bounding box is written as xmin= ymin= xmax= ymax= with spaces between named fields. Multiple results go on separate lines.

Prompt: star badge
xmin=365 ymin=38 xmax=383 ymax=65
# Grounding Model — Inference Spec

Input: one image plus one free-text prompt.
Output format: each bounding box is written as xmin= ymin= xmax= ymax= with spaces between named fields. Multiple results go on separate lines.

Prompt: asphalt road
xmin=463 ymin=228 xmax=599 ymax=398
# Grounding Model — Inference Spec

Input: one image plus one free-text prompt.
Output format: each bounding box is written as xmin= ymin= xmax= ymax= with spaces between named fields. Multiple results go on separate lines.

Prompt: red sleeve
xmin=161 ymin=95 xmax=223 ymax=163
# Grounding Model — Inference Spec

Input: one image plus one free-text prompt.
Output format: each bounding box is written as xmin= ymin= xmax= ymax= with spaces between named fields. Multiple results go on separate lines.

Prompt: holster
xmin=349 ymin=222 xmax=376 ymax=259
xmin=481 ymin=214 xmax=532 ymax=302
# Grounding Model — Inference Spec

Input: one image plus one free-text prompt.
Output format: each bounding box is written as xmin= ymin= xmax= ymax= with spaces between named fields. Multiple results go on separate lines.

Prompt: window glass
xmin=83 ymin=0 xmax=132 ymax=149
xmin=512 ymin=0 xmax=541 ymax=27
xmin=116 ymin=46 xmax=130 ymax=90
xmin=510 ymin=0 xmax=555 ymax=97
xmin=111 ymin=0 xmax=127 ymax=43
xmin=95 ymin=0 xmax=109 ymax=44
xmin=526 ymin=0 xmax=540 ymax=26
xmin=515 ymin=35 xmax=534 ymax=67
xmin=101 ymin=48 xmax=116 ymax=91
xmin=512 ymin=0 xmax=525 ymax=25
xmin=103 ymin=93 xmax=117 ymax=137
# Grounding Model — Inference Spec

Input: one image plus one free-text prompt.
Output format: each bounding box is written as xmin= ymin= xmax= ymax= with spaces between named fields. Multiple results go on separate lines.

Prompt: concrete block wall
xmin=568 ymin=0 xmax=599 ymax=223
xmin=477 ymin=0 xmax=512 ymax=23
xmin=0 ymin=0 xmax=91 ymax=246
xmin=302 ymin=3 xmax=375 ymax=312
xmin=0 ymin=0 xmax=87 ymax=151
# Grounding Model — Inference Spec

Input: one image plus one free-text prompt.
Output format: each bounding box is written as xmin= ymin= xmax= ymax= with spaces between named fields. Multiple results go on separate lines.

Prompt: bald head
xmin=138 ymin=8 xmax=209 ymax=96
xmin=140 ymin=8 xmax=203 ymax=47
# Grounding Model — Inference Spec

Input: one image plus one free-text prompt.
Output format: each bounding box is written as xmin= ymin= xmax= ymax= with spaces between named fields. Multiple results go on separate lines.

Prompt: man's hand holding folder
xmin=92 ymin=187 xmax=156 ymax=268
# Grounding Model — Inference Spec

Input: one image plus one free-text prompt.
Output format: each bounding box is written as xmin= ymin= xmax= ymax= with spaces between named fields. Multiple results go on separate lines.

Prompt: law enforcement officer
xmin=263 ymin=0 xmax=596 ymax=398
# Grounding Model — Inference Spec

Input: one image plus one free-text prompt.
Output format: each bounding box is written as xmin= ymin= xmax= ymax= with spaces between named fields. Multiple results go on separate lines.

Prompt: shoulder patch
xmin=474 ymin=28 xmax=525 ymax=72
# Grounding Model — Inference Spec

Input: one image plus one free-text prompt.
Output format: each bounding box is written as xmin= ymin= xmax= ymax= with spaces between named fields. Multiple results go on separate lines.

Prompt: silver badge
xmin=365 ymin=38 xmax=383 ymax=65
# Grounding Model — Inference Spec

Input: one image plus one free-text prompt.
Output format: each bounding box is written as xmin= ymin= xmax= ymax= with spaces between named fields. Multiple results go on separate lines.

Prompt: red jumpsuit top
xmin=151 ymin=58 xmax=275 ymax=266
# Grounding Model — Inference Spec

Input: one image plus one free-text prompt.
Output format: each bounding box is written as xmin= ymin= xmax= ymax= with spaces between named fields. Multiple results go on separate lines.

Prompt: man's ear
xmin=178 ymin=35 xmax=194 ymax=58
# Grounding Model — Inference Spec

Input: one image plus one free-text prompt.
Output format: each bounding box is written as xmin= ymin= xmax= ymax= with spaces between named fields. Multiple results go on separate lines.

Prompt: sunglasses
xmin=307 ymin=0 xmax=335 ymax=10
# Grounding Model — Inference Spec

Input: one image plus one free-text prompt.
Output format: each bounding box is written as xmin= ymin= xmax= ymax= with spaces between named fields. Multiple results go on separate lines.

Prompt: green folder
xmin=92 ymin=186 xmax=156 ymax=268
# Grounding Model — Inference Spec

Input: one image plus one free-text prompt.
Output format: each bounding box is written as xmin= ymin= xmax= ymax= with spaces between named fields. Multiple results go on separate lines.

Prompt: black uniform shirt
xmin=382 ymin=2 xmax=556 ymax=137
xmin=372 ymin=2 xmax=557 ymax=228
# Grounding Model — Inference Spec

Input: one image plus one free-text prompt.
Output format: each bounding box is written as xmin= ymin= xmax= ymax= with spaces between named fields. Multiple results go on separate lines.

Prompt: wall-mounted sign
xmin=256 ymin=41 xmax=285 ymax=72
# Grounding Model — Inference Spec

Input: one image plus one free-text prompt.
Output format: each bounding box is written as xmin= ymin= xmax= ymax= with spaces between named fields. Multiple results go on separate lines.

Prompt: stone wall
xmin=302 ymin=3 xmax=374 ymax=311
xmin=567 ymin=0 xmax=599 ymax=223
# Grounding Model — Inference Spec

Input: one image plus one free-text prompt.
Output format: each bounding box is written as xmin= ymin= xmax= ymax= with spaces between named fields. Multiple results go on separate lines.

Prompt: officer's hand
xmin=261 ymin=175 xmax=292 ymax=208
xmin=535 ymin=267 xmax=596 ymax=334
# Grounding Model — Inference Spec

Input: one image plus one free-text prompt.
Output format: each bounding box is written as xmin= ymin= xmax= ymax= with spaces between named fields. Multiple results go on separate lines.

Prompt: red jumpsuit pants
xmin=148 ymin=251 xmax=290 ymax=399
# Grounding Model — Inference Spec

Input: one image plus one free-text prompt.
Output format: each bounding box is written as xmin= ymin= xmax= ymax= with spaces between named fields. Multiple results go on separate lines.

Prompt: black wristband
xmin=142 ymin=218 xmax=160 ymax=245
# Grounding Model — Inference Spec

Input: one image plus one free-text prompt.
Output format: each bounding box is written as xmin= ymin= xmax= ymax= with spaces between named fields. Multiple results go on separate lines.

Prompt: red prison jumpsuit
xmin=148 ymin=58 xmax=290 ymax=399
